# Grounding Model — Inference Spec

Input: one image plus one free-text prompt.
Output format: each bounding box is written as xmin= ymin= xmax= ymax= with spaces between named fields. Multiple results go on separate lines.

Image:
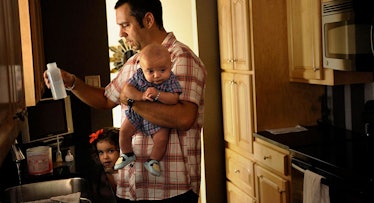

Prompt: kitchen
xmin=1 ymin=0 xmax=374 ymax=203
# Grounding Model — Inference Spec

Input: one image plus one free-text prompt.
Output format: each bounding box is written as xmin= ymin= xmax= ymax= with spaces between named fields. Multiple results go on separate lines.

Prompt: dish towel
xmin=303 ymin=170 xmax=330 ymax=203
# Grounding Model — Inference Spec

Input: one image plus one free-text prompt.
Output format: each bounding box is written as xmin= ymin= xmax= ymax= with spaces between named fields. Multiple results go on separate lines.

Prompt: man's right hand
xmin=43 ymin=68 xmax=75 ymax=89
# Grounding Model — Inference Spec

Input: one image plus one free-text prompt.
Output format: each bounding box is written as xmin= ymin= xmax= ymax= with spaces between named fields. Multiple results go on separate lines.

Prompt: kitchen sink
xmin=4 ymin=177 xmax=92 ymax=203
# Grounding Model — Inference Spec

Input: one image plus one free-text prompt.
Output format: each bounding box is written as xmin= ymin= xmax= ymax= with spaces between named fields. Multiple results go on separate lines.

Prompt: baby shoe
xmin=144 ymin=159 xmax=161 ymax=177
xmin=114 ymin=153 xmax=136 ymax=170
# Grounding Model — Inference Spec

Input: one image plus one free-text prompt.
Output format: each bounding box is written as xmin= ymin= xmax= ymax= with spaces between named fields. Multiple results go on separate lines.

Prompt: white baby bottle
xmin=46 ymin=62 xmax=67 ymax=100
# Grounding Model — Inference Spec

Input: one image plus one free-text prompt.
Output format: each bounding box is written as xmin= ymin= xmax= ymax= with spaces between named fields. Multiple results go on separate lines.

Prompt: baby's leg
xmin=119 ymin=119 xmax=137 ymax=154
xmin=143 ymin=128 xmax=169 ymax=176
xmin=115 ymin=119 xmax=137 ymax=170
xmin=149 ymin=128 xmax=169 ymax=161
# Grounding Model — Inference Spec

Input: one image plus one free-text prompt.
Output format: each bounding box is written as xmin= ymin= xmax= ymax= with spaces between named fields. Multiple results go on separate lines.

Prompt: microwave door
xmin=322 ymin=1 xmax=374 ymax=71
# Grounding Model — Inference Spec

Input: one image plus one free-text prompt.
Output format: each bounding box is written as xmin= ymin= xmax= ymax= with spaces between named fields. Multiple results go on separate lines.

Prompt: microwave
xmin=322 ymin=0 xmax=374 ymax=71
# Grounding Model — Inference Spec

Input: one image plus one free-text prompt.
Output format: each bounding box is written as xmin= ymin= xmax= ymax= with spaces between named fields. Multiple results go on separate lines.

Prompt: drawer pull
xmin=263 ymin=155 xmax=271 ymax=160
xmin=234 ymin=169 xmax=240 ymax=173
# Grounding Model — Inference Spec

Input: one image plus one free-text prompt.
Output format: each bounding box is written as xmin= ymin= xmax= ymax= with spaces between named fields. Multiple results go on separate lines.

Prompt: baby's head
xmin=139 ymin=43 xmax=172 ymax=85
xmin=90 ymin=127 xmax=120 ymax=173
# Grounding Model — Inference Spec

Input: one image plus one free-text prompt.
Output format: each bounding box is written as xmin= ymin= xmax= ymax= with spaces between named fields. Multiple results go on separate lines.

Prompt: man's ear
xmin=143 ymin=12 xmax=154 ymax=28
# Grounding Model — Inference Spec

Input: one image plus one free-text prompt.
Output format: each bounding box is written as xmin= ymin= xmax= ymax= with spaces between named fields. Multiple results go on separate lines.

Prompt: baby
xmin=114 ymin=43 xmax=182 ymax=177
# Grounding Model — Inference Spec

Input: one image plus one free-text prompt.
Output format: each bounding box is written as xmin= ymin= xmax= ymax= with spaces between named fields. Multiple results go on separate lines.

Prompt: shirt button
xmin=129 ymin=163 xmax=134 ymax=167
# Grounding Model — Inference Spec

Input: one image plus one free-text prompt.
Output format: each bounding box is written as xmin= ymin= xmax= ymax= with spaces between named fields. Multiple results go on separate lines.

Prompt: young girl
xmin=89 ymin=127 xmax=120 ymax=201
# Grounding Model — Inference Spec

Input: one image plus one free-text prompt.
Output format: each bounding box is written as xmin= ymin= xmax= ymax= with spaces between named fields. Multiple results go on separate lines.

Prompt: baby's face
xmin=96 ymin=141 xmax=120 ymax=172
xmin=140 ymin=59 xmax=172 ymax=85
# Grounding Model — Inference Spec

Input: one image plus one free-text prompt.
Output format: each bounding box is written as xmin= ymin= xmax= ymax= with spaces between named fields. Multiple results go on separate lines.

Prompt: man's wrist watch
xmin=127 ymin=98 xmax=134 ymax=108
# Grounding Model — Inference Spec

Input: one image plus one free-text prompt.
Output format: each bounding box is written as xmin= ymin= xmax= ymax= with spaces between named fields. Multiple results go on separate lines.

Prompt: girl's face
xmin=96 ymin=140 xmax=120 ymax=172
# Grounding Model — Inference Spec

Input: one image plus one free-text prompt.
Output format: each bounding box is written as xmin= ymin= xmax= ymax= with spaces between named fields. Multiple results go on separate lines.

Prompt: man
xmin=44 ymin=0 xmax=206 ymax=202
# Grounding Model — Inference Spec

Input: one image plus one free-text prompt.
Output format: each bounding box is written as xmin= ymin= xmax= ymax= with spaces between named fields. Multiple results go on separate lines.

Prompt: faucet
xmin=11 ymin=140 xmax=25 ymax=162
xmin=11 ymin=140 xmax=25 ymax=185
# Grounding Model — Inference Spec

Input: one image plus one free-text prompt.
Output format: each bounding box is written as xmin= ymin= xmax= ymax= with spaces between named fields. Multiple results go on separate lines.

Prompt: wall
xmin=327 ymin=82 xmax=374 ymax=134
xmin=39 ymin=0 xmax=112 ymax=180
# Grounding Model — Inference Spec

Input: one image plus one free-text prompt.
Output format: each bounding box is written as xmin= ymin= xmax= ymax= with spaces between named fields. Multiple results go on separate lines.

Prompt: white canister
xmin=26 ymin=146 xmax=53 ymax=175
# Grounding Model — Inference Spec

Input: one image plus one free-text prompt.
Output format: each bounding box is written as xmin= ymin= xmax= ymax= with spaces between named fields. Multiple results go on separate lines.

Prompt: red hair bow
xmin=89 ymin=129 xmax=104 ymax=143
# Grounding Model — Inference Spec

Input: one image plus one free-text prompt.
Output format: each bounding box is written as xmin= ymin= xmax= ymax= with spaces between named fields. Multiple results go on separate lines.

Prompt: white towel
xmin=22 ymin=192 xmax=81 ymax=203
xmin=303 ymin=170 xmax=330 ymax=203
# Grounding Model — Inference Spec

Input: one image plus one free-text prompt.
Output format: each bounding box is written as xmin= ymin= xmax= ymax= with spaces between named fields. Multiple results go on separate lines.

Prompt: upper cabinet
xmin=287 ymin=0 xmax=373 ymax=85
xmin=19 ymin=0 xmax=45 ymax=106
xmin=0 ymin=0 xmax=26 ymax=166
xmin=218 ymin=0 xmax=251 ymax=72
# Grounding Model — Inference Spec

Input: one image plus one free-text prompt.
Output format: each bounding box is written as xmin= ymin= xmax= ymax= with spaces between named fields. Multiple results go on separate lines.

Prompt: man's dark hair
xmin=114 ymin=0 xmax=164 ymax=30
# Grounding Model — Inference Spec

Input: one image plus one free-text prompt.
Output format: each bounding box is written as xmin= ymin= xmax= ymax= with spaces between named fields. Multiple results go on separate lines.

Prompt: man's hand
xmin=43 ymin=68 xmax=75 ymax=89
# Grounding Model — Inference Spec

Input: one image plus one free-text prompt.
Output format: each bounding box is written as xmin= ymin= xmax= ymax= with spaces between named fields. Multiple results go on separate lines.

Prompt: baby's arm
xmin=143 ymin=87 xmax=179 ymax=105
xmin=121 ymin=83 xmax=144 ymax=101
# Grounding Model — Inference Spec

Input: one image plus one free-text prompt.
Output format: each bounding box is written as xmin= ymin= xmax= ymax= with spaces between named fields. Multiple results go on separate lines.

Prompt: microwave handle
xmin=371 ymin=23 xmax=374 ymax=56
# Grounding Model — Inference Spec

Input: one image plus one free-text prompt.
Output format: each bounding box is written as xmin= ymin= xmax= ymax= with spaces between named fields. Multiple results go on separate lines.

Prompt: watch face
xmin=127 ymin=98 xmax=134 ymax=107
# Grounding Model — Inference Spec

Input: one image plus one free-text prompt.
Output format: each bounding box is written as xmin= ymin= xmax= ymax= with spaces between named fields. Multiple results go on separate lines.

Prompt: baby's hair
xmin=90 ymin=127 xmax=120 ymax=151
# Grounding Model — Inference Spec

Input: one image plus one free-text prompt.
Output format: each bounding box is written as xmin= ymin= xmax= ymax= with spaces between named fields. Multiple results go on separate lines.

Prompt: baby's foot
xmin=114 ymin=153 xmax=136 ymax=170
xmin=144 ymin=159 xmax=161 ymax=177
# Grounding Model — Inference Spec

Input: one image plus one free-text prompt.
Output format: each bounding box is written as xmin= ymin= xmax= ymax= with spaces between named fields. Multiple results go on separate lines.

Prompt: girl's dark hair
xmin=91 ymin=127 xmax=120 ymax=151
xmin=114 ymin=0 xmax=164 ymax=30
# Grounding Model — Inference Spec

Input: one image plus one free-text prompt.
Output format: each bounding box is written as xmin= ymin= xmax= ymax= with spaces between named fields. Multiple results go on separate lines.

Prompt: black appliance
xmin=291 ymin=138 xmax=374 ymax=203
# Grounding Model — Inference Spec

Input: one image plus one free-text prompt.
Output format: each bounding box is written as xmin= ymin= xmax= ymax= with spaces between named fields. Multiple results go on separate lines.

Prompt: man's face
xmin=116 ymin=4 xmax=146 ymax=50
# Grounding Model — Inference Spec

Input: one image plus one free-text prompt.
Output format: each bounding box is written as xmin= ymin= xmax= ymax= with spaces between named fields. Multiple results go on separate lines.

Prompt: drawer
xmin=253 ymin=141 xmax=288 ymax=175
xmin=225 ymin=148 xmax=254 ymax=196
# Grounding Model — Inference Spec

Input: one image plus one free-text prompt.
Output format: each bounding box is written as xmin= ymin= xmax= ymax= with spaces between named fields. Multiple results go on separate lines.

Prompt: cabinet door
xmin=287 ymin=0 xmax=323 ymax=81
xmin=221 ymin=72 xmax=253 ymax=153
xmin=227 ymin=181 xmax=255 ymax=203
xmin=19 ymin=0 xmax=45 ymax=106
xmin=255 ymin=165 xmax=288 ymax=203
xmin=0 ymin=0 xmax=26 ymax=166
xmin=218 ymin=0 xmax=251 ymax=71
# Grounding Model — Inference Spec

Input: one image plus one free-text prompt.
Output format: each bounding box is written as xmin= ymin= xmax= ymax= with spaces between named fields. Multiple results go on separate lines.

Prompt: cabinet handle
xmin=263 ymin=155 xmax=271 ymax=160
xmin=234 ymin=169 xmax=240 ymax=173
xmin=230 ymin=80 xmax=237 ymax=85
xmin=227 ymin=59 xmax=238 ymax=63
xmin=313 ymin=66 xmax=320 ymax=72
xmin=13 ymin=109 xmax=27 ymax=121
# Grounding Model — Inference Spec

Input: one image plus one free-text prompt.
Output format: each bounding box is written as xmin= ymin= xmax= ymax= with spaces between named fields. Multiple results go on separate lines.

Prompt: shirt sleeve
xmin=171 ymin=50 xmax=206 ymax=106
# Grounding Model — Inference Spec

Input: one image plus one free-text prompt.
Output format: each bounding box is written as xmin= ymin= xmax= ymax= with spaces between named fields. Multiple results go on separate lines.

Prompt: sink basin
xmin=4 ymin=177 xmax=92 ymax=203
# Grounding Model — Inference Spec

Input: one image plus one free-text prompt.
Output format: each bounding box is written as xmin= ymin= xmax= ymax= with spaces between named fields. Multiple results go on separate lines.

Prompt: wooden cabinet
xmin=218 ymin=0 xmax=251 ymax=71
xmin=226 ymin=181 xmax=255 ymax=203
xmin=221 ymin=72 xmax=253 ymax=154
xmin=219 ymin=0 xmax=324 ymax=202
xmin=225 ymin=148 xmax=255 ymax=197
xmin=0 ymin=0 xmax=26 ymax=166
xmin=255 ymin=165 xmax=288 ymax=203
xmin=253 ymin=141 xmax=288 ymax=176
xmin=19 ymin=0 xmax=45 ymax=106
xmin=254 ymin=140 xmax=290 ymax=203
xmin=286 ymin=0 xmax=373 ymax=85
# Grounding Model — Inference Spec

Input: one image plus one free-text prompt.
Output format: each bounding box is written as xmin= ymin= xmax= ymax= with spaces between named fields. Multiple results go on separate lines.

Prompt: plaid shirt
xmin=104 ymin=32 xmax=206 ymax=201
